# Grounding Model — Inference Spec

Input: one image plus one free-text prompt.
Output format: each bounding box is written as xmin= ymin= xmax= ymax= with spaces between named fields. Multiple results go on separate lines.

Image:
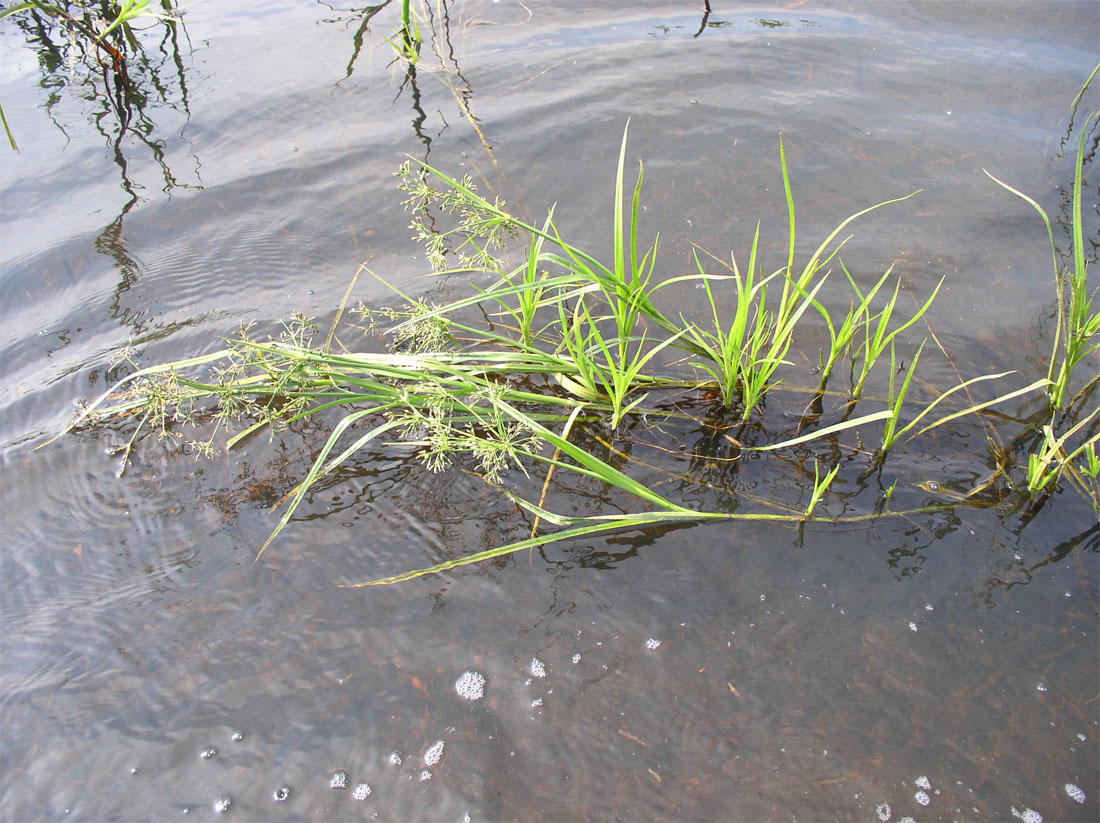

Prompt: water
xmin=2 ymin=1 xmax=1098 ymax=820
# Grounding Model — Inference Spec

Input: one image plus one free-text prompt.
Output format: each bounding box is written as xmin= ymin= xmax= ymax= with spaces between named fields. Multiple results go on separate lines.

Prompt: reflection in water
xmin=7 ymin=1 xmax=202 ymax=337
xmin=9 ymin=1 xmax=199 ymax=197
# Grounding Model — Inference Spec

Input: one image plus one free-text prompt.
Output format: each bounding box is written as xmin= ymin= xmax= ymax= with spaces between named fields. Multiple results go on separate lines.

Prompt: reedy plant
xmin=986 ymin=109 xmax=1099 ymax=501
xmin=52 ymin=125 xmax=1078 ymax=584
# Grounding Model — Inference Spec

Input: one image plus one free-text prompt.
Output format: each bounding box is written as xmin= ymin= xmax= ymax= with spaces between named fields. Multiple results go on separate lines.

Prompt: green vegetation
xmin=987 ymin=111 xmax=1100 ymax=502
xmin=50 ymin=121 xmax=1099 ymax=584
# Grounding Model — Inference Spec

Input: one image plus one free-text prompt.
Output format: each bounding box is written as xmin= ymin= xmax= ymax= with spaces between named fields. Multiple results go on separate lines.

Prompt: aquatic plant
xmin=52 ymin=124 xmax=1092 ymax=584
xmin=986 ymin=111 xmax=1100 ymax=504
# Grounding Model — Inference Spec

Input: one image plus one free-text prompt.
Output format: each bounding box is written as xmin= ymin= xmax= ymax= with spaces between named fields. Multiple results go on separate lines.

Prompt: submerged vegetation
xmin=51 ymin=114 xmax=1099 ymax=585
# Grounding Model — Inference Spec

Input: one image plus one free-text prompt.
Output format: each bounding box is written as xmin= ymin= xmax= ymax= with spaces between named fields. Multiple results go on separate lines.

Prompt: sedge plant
xmin=49 ymin=125 xmax=1075 ymax=585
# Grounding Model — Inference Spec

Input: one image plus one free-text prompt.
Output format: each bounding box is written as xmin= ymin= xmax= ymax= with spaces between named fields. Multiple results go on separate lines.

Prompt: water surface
xmin=1 ymin=1 xmax=1098 ymax=820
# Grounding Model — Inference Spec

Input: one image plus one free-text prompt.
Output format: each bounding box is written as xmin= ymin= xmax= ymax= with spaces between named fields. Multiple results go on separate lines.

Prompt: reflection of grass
xmin=51 ymin=126 xmax=1095 ymax=583
xmin=2 ymin=0 xmax=184 ymax=152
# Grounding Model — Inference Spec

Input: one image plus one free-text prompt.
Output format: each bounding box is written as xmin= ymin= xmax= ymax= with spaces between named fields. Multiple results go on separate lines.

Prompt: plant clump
xmin=50 ymin=122 xmax=1099 ymax=584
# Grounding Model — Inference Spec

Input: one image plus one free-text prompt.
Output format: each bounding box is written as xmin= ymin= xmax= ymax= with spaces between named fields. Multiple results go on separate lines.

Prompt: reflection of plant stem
xmin=693 ymin=0 xmax=712 ymax=38
xmin=397 ymin=63 xmax=433 ymax=153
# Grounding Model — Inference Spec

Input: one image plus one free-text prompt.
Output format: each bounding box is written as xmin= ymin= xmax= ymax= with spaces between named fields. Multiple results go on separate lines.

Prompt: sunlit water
xmin=2 ymin=1 xmax=1098 ymax=820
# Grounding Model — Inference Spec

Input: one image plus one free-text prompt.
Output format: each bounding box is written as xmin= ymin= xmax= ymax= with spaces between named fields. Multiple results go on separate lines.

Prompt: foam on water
xmin=352 ymin=782 xmax=372 ymax=801
xmin=200 ymin=747 xmax=217 ymax=760
xmin=645 ymin=638 xmax=661 ymax=650
xmin=530 ymin=657 xmax=546 ymax=678
xmin=1011 ymin=805 xmax=1043 ymax=823
xmin=330 ymin=769 xmax=348 ymax=790
xmin=455 ymin=670 xmax=486 ymax=701
xmin=876 ymin=802 xmax=891 ymax=821
xmin=213 ymin=796 xmax=231 ymax=814
xmin=388 ymin=751 xmax=403 ymax=766
xmin=1064 ymin=783 xmax=1086 ymax=803
xmin=423 ymin=739 xmax=445 ymax=767
xmin=230 ymin=731 xmax=244 ymax=743
xmin=914 ymin=790 xmax=930 ymax=806
xmin=914 ymin=776 xmax=931 ymax=790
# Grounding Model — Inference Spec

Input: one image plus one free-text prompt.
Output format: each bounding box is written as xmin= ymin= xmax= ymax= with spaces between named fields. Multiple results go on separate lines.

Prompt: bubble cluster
xmin=1065 ymin=783 xmax=1086 ymax=803
xmin=213 ymin=796 xmax=231 ymax=814
xmin=914 ymin=790 xmax=930 ymax=806
xmin=914 ymin=776 xmax=931 ymax=790
xmin=419 ymin=769 xmax=433 ymax=782
xmin=330 ymin=770 xmax=348 ymax=790
xmin=455 ymin=670 xmax=486 ymax=701
xmin=531 ymin=697 xmax=543 ymax=708
xmin=1011 ymin=806 xmax=1043 ymax=823
xmin=388 ymin=751 xmax=403 ymax=766
xmin=200 ymin=747 xmax=217 ymax=760
xmin=876 ymin=802 xmax=891 ymax=821
xmin=352 ymin=782 xmax=372 ymax=801
xmin=645 ymin=638 xmax=662 ymax=650
xmin=530 ymin=658 xmax=546 ymax=678
xmin=423 ymin=739 xmax=445 ymax=767
xmin=273 ymin=786 xmax=290 ymax=803
xmin=571 ymin=653 xmax=581 ymax=664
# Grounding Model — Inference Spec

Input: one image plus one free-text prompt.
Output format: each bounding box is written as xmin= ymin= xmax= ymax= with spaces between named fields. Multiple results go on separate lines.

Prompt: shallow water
xmin=1 ymin=1 xmax=1098 ymax=820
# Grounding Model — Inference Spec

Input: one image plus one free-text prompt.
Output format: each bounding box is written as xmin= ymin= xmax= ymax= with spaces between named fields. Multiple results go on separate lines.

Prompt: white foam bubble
xmin=423 ymin=739 xmax=445 ymax=767
xmin=530 ymin=658 xmax=546 ymax=678
xmin=645 ymin=638 xmax=661 ymax=650
xmin=330 ymin=770 xmax=348 ymax=790
xmin=273 ymin=787 xmax=290 ymax=803
xmin=531 ymin=697 xmax=543 ymax=708
xmin=915 ymin=776 xmax=931 ymax=790
xmin=876 ymin=802 xmax=891 ymax=821
xmin=455 ymin=670 xmax=486 ymax=701
xmin=200 ymin=747 xmax=217 ymax=760
xmin=915 ymin=790 xmax=930 ymax=806
xmin=213 ymin=796 xmax=231 ymax=814
xmin=1065 ymin=783 xmax=1086 ymax=803
xmin=353 ymin=782 xmax=372 ymax=801
xmin=419 ymin=769 xmax=433 ymax=782
xmin=572 ymin=653 xmax=581 ymax=664
xmin=1036 ymin=682 xmax=1047 ymax=692
xmin=1011 ymin=805 xmax=1043 ymax=823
